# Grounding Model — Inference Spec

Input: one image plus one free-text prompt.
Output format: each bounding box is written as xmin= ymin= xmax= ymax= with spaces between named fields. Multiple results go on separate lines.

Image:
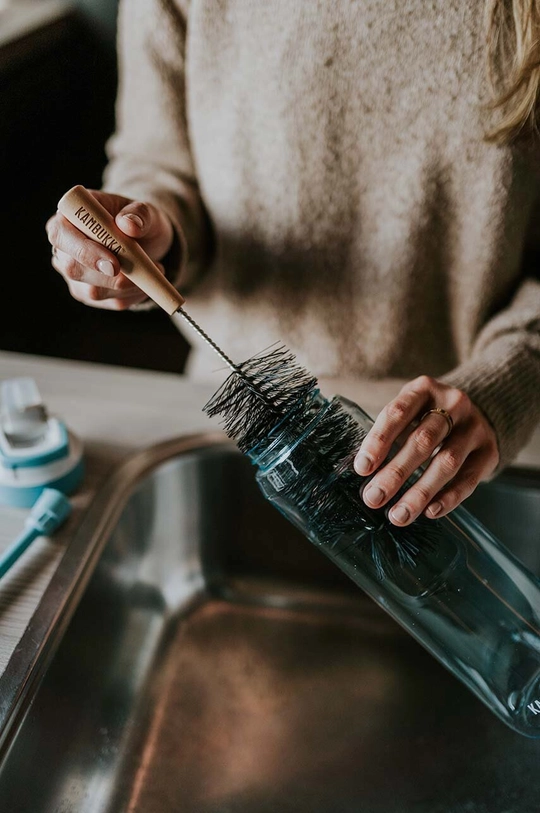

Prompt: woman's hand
xmin=354 ymin=376 xmax=499 ymax=525
xmin=46 ymin=190 xmax=174 ymax=310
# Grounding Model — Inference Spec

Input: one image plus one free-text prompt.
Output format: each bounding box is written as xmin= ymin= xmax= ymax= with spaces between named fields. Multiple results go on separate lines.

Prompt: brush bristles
xmin=203 ymin=346 xmax=318 ymax=453
xmin=204 ymin=345 xmax=439 ymax=579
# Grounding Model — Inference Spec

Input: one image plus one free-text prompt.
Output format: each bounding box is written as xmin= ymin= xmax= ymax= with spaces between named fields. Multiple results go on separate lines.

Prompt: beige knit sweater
xmin=104 ymin=0 xmax=540 ymax=468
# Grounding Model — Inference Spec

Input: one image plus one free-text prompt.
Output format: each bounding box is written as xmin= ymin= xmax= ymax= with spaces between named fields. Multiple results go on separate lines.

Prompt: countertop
xmin=0 ymin=350 xmax=538 ymax=676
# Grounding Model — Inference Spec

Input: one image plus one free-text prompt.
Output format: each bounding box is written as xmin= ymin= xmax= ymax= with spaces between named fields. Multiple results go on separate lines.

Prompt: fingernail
xmin=390 ymin=504 xmax=410 ymax=524
xmin=97 ymin=260 xmax=115 ymax=277
xmin=123 ymin=213 xmax=143 ymax=228
xmin=364 ymin=485 xmax=385 ymax=507
xmin=354 ymin=452 xmax=373 ymax=475
xmin=427 ymin=501 xmax=442 ymax=518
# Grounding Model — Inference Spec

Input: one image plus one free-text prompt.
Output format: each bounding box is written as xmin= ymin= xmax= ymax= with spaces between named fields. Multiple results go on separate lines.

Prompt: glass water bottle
xmin=247 ymin=392 xmax=540 ymax=738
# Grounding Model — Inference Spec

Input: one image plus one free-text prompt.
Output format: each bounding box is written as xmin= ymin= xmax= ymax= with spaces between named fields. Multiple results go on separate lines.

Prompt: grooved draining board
xmin=0 ymin=452 xmax=110 ymax=675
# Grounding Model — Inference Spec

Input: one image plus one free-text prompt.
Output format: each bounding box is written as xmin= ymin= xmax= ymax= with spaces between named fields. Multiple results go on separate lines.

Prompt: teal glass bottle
xmin=247 ymin=392 xmax=540 ymax=737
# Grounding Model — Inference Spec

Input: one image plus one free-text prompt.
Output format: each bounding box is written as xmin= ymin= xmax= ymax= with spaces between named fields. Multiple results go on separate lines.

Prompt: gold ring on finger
xmin=420 ymin=407 xmax=454 ymax=440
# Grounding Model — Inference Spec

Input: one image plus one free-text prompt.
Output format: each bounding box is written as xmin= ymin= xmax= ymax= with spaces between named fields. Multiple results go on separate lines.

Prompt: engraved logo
xmin=527 ymin=699 xmax=540 ymax=715
xmin=74 ymin=206 xmax=123 ymax=255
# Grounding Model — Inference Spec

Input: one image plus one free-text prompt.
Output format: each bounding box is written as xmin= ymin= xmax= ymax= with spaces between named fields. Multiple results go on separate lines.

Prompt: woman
xmin=46 ymin=0 xmax=540 ymax=527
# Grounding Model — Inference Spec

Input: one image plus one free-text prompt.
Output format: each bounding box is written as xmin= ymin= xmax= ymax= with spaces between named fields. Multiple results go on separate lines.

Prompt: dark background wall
xmin=0 ymin=1 xmax=189 ymax=373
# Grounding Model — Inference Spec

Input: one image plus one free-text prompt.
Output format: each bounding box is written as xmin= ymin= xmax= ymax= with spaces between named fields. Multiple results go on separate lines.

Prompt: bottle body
xmin=248 ymin=393 xmax=540 ymax=737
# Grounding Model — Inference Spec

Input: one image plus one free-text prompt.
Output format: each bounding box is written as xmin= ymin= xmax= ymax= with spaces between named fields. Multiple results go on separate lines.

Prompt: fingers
xmin=384 ymin=425 xmax=480 ymax=524
xmin=47 ymin=214 xmax=121 ymax=281
xmin=423 ymin=449 xmax=495 ymax=518
xmin=66 ymin=279 xmax=147 ymax=310
xmin=354 ymin=378 xmax=433 ymax=476
xmin=51 ymin=244 xmax=143 ymax=301
xmin=51 ymin=247 xmax=122 ymax=289
xmin=83 ymin=191 xmax=174 ymax=262
xmin=114 ymin=200 xmax=173 ymax=262
xmin=46 ymin=191 xmax=173 ymax=310
xmin=354 ymin=376 xmax=500 ymax=525
xmin=361 ymin=412 xmax=466 ymax=511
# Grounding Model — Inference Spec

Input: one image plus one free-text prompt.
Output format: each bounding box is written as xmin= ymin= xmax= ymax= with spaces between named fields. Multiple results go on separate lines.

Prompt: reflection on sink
xmin=0 ymin=439 xmax=539 ymax=812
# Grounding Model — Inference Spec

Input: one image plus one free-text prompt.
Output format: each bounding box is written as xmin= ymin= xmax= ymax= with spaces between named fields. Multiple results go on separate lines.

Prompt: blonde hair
xmin=487 ymin=0 xmax=540 ymax=143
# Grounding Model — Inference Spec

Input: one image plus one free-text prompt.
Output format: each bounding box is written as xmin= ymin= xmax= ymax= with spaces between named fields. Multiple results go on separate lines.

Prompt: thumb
xmin=115 ymin=201 xmax=173 ymax=262
xmin=116 ymin=201 xmax=153 ymax=238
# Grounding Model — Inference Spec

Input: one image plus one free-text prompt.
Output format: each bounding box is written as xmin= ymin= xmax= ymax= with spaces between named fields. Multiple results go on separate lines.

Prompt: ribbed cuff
xmin=440 ymin=337 xmax=540 ymax=470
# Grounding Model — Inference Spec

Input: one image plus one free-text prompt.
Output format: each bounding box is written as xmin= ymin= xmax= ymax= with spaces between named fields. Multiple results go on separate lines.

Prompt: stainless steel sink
xmin=0 ymin=435 xmax=539 ymax=812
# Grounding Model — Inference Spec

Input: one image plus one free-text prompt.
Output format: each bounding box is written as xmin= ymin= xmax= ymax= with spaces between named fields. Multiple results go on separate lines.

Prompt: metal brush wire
xmin=176 ymin=308 xmax=237 ymax=372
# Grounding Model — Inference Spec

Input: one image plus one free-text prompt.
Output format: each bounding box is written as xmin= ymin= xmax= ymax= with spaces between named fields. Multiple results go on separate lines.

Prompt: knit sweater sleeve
xmin=102 ymin=0 xmax=210 ymax=290
xmin=440 ymin=275 xmax=540 ymax=470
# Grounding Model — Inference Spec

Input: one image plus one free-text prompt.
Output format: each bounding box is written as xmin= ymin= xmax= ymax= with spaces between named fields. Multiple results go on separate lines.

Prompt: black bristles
xmin=204 ymin=345 xmax=439 ymax=579
xmin=203 ymin=346 xmax=318 ymax=453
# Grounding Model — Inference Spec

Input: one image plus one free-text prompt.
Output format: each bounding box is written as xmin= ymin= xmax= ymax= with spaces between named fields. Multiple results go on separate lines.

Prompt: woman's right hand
xmin=46 ymin=190 xmax=174 ymax=310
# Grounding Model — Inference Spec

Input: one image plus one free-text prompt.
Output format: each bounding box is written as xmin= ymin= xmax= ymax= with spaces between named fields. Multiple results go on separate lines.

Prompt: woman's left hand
xmin=353 ymin=376 xmax=500 ymax=525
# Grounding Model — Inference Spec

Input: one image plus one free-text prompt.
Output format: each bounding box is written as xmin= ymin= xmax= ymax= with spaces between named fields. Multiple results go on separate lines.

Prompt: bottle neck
xmin=246 ymin=390 xmax=331 ymax=471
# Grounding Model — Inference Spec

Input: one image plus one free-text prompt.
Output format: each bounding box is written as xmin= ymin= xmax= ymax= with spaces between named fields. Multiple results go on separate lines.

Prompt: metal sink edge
xmin=0 ymin=431 xmax=229 ymax=760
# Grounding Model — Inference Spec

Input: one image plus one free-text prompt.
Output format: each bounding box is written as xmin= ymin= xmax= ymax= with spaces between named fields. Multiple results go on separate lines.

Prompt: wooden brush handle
xmin=57 ymin=185 xmax=185 ymax=315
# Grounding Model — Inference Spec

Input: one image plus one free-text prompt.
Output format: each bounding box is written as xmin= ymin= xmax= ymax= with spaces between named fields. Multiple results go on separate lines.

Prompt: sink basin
xmin=0 ymin=435 xmax=539 ymax=812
